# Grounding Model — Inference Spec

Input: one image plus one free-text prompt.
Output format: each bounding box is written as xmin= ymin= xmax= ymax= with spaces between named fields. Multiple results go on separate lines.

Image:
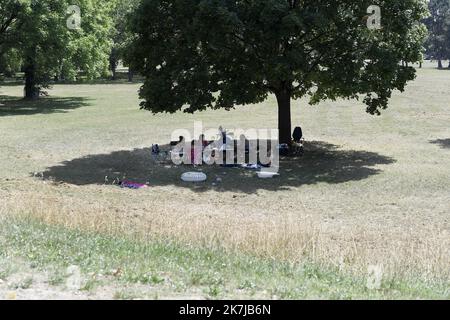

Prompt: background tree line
xmin=1 ymin=0 xmax=449 ymax=100
xmin=0 ymin=0 xmax=138 ymax=98
xmin=424 ymin=0 xmax=450 ymax=69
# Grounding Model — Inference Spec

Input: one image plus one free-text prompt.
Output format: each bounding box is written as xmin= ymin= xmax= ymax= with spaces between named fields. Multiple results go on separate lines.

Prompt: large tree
xmin=128 ymin=0 xmax=428 ymax=144
xmin=1 ymin=0 xmax=114 ymax=99
xmin=425 ymin=0 xmax=450 ymax=69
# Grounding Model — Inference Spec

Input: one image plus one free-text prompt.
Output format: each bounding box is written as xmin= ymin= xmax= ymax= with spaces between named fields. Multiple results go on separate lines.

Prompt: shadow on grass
xmin=40 ymin=141 xmax=395 ymax=193
xmin=430 ymin=139 xmax=450 ymax=149
xmin=0 ymin=95 xmax=90 ymax=116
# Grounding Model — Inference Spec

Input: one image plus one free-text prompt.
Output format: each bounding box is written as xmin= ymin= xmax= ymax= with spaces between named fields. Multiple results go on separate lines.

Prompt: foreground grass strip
xmin=0 ymin=217 xmax=448 ymax=299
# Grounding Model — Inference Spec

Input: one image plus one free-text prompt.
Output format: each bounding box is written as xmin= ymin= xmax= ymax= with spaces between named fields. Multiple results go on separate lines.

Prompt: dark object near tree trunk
xmin=128 ymin=68 xmax=134 ymax=82
xmin=293 ymin=127 xmax=303 ymax=143
xmin=110 ymin=61 xmax=117 ymax=80
xmin=109 ymin=49 xmax=119 ymax=80
xmin=438 ymin=59 xmax=443 ymax=69
xmin=275 ymin=90 xmax=292 ymax=145
xmin=24 ymin=62 xmax=39 ymax=100
xmin=111 ymin=67 xmax=117 ymax=81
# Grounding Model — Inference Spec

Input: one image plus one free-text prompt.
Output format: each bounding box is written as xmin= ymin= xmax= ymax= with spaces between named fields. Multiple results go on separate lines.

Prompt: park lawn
xmin=0 ymin=62 xmax=449 ymax=299
xmin=0 ymin=216 xmax=448 ymax=300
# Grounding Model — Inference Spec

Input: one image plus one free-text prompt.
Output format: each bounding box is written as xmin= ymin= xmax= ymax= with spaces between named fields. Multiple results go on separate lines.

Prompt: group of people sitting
xmin=171 ymin=127 xmax=235 ymax=164
xmin=153 ymin=126 xmax=304 ymax=165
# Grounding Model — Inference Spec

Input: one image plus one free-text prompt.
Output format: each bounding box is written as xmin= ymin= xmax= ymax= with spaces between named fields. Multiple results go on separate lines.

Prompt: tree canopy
xmin=128 ymin=0 xmax=428 ymax=143
xmin=0 ymin=0 xmax=114 ymax=98
xmin=108 ymin=0 xmax=140 ymax=80
xmin=0 ymin=0 xmax=26 ymax=54
xmin=425 ymin=0 xmax=450 ymax=68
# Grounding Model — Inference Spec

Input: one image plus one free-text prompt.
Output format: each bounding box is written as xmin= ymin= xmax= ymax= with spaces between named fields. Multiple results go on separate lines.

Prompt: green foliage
xmin=128 ymin=0 xmax=428 ymax=118
xmin=0 ymin=0 xmax=26 ymax=47
xmin=0 ymin=48 xmax=22 ymax=76
xmin=108 ymin=0 xmax=140 ymax=78
xmin=425 ymin=0 xmax=450 ymax=64
xmin=0 ymin=0 xmax=114 ymax=94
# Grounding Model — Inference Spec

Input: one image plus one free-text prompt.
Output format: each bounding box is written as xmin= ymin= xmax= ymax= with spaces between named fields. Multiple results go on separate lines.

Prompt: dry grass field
xmin=0 ymin=62 xmax=449 ymax=299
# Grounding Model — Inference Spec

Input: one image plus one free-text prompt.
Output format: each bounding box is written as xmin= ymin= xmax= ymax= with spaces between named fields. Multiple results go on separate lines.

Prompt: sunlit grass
xmin=0 ymin=62 xmax=449 ymax=299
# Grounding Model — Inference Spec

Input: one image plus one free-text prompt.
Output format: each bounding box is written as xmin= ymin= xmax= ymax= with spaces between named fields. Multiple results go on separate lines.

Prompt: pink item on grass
xmin=119 ymin=180 xmax=148 ymax=189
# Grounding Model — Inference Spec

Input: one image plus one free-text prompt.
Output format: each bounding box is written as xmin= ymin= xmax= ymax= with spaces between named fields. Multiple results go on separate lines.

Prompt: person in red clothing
xmin=200 ymin=134 xmax=210 ymax=148
xmin=190 ymin=138 xmax=204 ymax=165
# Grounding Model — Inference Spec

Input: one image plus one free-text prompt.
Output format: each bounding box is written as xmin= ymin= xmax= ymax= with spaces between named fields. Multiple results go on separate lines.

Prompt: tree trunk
xmin=109 ymin=51 xmax=118 ymax=80
xmin=24 ymin=61 xmax=39 ymax=100
xmin=275 ymin=90 xmax=292 ymax=145
xmin=110 ymin=58 xmax=117 ymax=80
xmin=128 ymin=68 xmax=134 ymax=82
xmin=448 ymin=61 xmax=450 ymax=69
xmin=438 ymin=59 xmax=443 ymax=69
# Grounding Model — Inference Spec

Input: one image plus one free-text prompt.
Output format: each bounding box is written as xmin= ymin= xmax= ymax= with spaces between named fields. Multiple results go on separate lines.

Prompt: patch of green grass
xmin=47 ymin=271 xmax=65 ymax=286
xmin=0 ymin=217 xmax=448 ymax=299
xmin=9 ymin=276 xmax=33 ymax=290
xmin=121 ymin=272 xmax=165 ymax=285
xmin=0 ymin=264 xmax=14 ymax=280
xmin=80 ymin=279 xmax=96 ymax=292
xmin=206 ymin=285 xmax=222 ymax=298
xmin=113 ymin=290 xmax=142 ymax=300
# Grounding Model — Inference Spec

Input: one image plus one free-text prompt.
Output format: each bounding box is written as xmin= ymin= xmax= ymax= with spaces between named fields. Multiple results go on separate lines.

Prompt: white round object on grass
xmin=257 ymin=171 xmax=280 ymax=179
xmin=181 ymin=172 xmax=207 ymax=182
